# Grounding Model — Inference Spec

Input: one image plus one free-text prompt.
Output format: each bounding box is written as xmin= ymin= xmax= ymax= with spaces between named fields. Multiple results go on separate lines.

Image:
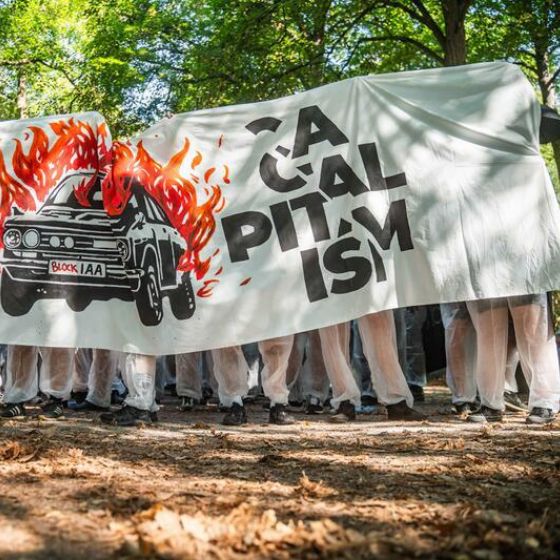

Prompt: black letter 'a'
xmin=221 ymin=212 xmax=273 ymax=262
xmin=292 ymin=105 xmax=349 ymax=158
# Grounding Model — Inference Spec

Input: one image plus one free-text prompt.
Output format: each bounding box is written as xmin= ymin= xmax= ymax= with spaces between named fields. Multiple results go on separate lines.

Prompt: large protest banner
xmin=0 ymin=61 xmax=559 ymax=354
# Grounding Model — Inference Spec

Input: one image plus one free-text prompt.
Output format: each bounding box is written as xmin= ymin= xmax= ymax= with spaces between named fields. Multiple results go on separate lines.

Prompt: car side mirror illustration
xmin=132 ymin=211 xmax=146 ymax=230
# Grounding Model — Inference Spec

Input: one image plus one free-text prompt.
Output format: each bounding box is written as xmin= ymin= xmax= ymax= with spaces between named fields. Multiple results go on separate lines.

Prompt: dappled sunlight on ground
xmin=0 ymin=383 xmax=558 ymax=559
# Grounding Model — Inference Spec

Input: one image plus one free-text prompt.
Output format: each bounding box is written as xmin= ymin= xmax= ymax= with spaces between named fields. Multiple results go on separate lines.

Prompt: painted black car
xmin=0 ymin=174 xmax=195 ymax=325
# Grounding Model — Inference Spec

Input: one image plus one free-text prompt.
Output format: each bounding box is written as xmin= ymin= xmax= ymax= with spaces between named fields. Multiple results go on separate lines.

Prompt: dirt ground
xmin=0 ymin=383 xmax=559 ymax=560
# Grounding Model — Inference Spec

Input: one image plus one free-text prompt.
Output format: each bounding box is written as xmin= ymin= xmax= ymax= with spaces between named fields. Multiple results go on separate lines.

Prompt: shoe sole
xmin=526 ymin=418 xmax=554 ymax=425
xmin=100 ymin=419 xmax=152 ymax=427
xmin=505 ymin=402 xmax=528 ymax=413
xmin=467 ymin=417 xmax=502 ymax=423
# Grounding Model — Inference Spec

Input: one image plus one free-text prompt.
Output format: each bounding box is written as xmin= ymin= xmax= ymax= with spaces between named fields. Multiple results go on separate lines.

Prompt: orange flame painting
xmin=103 ymin=136 xmax=228 ymax=294
xmin=0 ymin=117 xmax=110 ymax=243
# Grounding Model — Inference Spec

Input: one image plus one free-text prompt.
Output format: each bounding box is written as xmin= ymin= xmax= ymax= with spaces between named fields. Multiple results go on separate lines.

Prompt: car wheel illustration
xmin=136 ymin=262 xmax=163 ymax=326
xmin=0 ymin=270 xmax=35 ymax=316
xmin=167 ymin=273 xmax=196 ymax=320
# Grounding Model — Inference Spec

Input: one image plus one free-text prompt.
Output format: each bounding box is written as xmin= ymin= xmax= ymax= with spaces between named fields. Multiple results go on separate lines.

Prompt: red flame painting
xmin=0 ymin=117 xmax=110 ymax=244
xmin=103 ymin=136 xmax=228 ymax=293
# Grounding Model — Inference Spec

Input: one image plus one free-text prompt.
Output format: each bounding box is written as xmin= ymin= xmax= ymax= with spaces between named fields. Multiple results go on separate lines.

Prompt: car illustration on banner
xmin=0 ymin=173 xmax=196 ymax=325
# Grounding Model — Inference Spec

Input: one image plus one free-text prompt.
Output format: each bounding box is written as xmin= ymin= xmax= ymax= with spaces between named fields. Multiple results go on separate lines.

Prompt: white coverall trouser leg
xmin=73 ymin=348 xmax=92 ymax=394
xmin=86 ymin=350 xmax=118 ymax=408
xmin=4 ymin=345 xmax=74 ymax=403
xmin=441 ymin=302 xmax=477 ymax=405
xmin=357 ymin=311 xmax=414 ymax=407
xmin=121 ymin=353 xmax=158 ymax=412
xmin=319 ymin=323 xmax=362 ymax=409
xmin=466 ymin=295 xmax=560 ymax=412
xmin=176 ymin=352 xmax=203 ymax=400
xmin=259 ymin=336 xmax=295 ymax=406
xmin=211 ymin=346 xmax=249 ymax=407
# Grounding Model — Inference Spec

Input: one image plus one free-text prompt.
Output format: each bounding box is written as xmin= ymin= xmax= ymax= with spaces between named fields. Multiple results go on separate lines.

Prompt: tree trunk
xmin=441 ymin=0 xmax=468 ymax=66
xmin=16 ymin=71 xmax=28 ymax=119
xmin=535 ymin=46 xmax=560 ymax=179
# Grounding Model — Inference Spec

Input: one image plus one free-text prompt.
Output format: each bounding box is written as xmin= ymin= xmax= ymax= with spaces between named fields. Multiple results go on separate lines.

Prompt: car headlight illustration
xmin=116 ymin=239 xmax=130 ymax=261
xmin=4 ymin=229 xmax=22 ymax=249
xmin=22 ymin=229 xmax=40 ymax=249
xmin=64 ymin=236 xmax=75 ymax=249
xmin=49 ymin=236 xmax=61 ymax=248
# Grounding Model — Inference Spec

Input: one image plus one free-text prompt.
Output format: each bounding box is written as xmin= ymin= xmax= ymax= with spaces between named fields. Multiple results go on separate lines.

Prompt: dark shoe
xmin=305 ymin=396 xmax=324 ymax=415
xmin=361 ymin=394 xmax=378 ymax=407
xmin=178 ymin=396 xmax=196 ymax=411
xmin=99 ymin=405 xmax=154 ymax=427
xmin=452 ymin=401 xmax=477 ymax=415
xmin=0 ymin=402 xmax=26 ymax=418
xmin=111 ymin=390 xmax=126 ymax=405
xmin=164 ymin=383 xmax=177 ymax=396
xmin=408 ymin=384 xmax=425 ymax=402
xmin=386 ymin=400 xmax=427 ymax=421
xmin=269 ymin=403 xmax=296 ymax=425
xmin=202 ymin=386 xmax=214 ymax=402
xmin=526 ymin=407 xmax=555 ymax=425
xmin=70 ymin=390 xmax=87 ymax=404
xmin=39 ymin=398 xmax=64 ymax=419
xmin=222 ymin=402 xmax=247 ymax=426
xmin=329 ymin=400 xmax=356 ymax=423
xmin=504 ymin=391 xmax=528 ymax=412
xmin=288 ymin=399 xmax=303 ymax=408
xmin=68 ymin=399 xmax=109 ymax=412
xmin=467 ymin=406 xmax=503 ymax=423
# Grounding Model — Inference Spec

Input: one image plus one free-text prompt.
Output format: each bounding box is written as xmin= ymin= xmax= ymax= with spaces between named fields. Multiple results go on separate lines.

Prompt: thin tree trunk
xmin=16 ymin=71 xmax=28 ymax=119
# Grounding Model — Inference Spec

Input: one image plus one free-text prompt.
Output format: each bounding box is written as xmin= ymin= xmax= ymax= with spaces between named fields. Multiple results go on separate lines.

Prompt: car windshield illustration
xmin=1 ymin=174 xmax=195 ymax=325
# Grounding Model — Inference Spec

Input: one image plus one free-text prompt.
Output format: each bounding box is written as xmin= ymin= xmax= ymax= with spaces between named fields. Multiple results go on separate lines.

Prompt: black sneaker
xmin=178 ymin=396 xmax=196 ymax=411
xmin=504 ymin=391 xmax=528 ymax=412
xmin=269 ymin=403 xmax=296 ymax=425
xmin=39 ymin=398 xmax=64 ymax=419
xmin=526 ymin=407 xmax=555 ymax=425
xmin=452 ymin=401 xmax=477 ymax=415
xmin=288 ymin=399 xmax=303 ymax=408
xmin=408 ymin=384 xmax=425 ymax=402
xmin=68 ymin=399 xmax=109 ymax=412
xmin=70 ymin=390 xmax=87 ymax=404
xmin=222 ymin=402 xmax=247 ymax=426
xmin=305 ymin=396 xmax=324 ymax=415
xmin=0 ymin=402 xmax=26 ymax=418
xmin=99 ymin=405 xmax=154 ymax=427
xmin=329 ymin=400 xmax=356 ymax=423
xmin=467 ymin=406 xmax=503 ymax=423
xmin=386 ymin=400 xmax=427 ymax=421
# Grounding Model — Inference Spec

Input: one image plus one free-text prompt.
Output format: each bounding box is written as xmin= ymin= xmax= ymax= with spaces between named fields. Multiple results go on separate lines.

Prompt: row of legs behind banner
xmin=0 ymin=294 xmax=559 ymax=426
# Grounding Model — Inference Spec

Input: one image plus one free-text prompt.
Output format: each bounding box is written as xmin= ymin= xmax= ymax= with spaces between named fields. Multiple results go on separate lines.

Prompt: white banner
xmin=1 ymin=61 xmax=559 ymax=354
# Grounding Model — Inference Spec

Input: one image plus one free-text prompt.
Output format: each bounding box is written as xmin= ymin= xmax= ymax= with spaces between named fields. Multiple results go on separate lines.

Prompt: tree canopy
xmin=0 ymin=0 xmax=558 ymax=181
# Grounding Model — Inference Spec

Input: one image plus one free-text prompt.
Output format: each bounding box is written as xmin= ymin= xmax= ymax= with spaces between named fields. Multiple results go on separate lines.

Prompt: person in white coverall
xmin=465 ymin=294 xmax=560 ymax=424
xmin=0 ymin=344 xmax=74 ymax=419
xmin=441 ymin=302 xmax=478 ymax=414
xmin=68 ymin=348 xmax=119 ymax=411
xmin=321 ymin=312 xmax=425 ymax=422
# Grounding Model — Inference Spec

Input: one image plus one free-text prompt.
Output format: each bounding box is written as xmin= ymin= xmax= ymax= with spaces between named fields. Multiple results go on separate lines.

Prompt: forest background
xmin=0 ymin=0 xmax=558 ymax=186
